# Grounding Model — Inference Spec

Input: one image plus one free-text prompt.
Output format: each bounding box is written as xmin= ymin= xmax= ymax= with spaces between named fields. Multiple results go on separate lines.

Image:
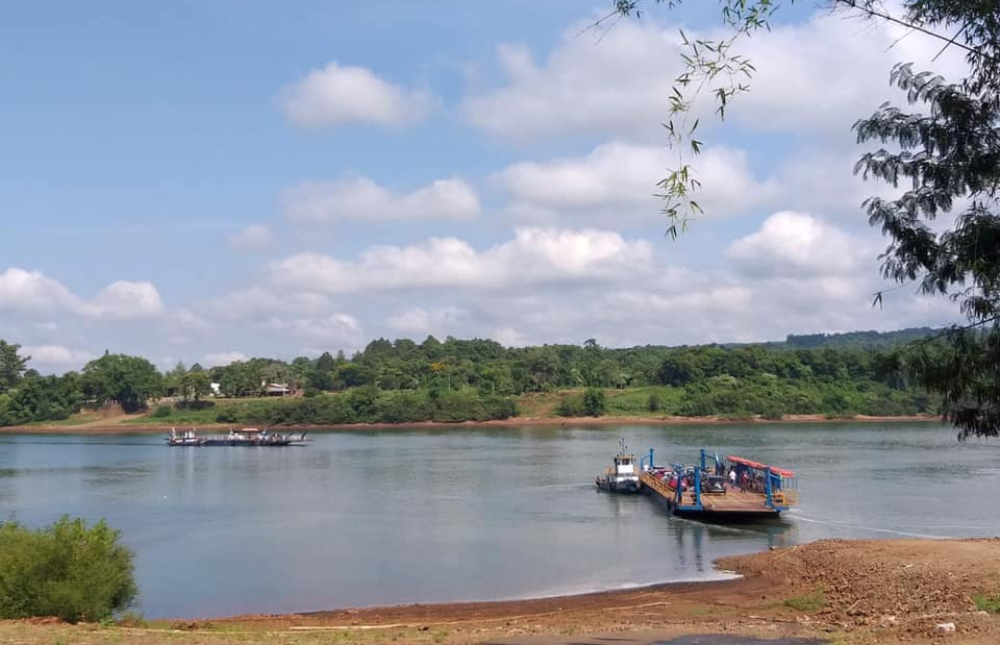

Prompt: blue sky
xmin=0 ymin=1 xmax=969 ymax=371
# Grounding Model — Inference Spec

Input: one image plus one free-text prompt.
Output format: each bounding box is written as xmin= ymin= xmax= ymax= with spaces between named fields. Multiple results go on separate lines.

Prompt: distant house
xmin=265 ymin=383 xmax=291 ymax=397
xmin=210 ymin=382 xmax=221 ymax=396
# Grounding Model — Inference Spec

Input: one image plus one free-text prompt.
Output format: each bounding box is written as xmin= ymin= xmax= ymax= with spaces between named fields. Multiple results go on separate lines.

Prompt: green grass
xmin=784 ymin=590 xmax=827 ymax=612
xmin=973 ymin=593 xmax=1000 ymax=613
xmin=604 ymin=386 xmax=684 ymax=416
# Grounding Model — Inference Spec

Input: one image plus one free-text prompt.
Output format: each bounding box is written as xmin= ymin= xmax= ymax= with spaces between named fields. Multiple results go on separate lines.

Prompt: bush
xmin=555 ymin=393 xmax=586 ymax=417
xmin=215 ymin=408 xmax=237 ymax=423
xmin=583 ymin=388 xmax=606 ymax=416
xmin=151 ymin=405 xmax=172 ymax=418
xmin=0 ymin=516 xmax=138 ymax=622
xmin=647 ymin=393 xmax=663 ymax=412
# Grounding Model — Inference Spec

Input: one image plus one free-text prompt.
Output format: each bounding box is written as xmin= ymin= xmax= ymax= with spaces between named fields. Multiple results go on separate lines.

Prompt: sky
xmin=0 ymin=0 xmax=972 ymax=372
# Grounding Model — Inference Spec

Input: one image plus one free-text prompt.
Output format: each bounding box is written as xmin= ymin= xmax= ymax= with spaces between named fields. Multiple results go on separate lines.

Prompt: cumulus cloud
xmin=731 ymin=6 xmax=968 ymax=136
xmin=277 ymin=61 xmax=436 ymax=128
xmin=496 ymin=141 xmax=780 ymax=223
xmin=461 ymin=7 xmax=966 ymax=142
xmin=85 ymin=281 xmax=164 ymax=321
xmin=283 ymin=176 xmax=481 ymax=223
xmin=229 ymin=224 xmax=273 ymax=250
xmin=461 ymin=25 xmax=683 ymax=141
xmin=266 ymin=227 xmax=653 ymax=293
xmin=0 ymin=268 xmax=163 ymax=321
xmin=21 ymin=345 xmax=95 ymax=368
xmin=203 ymin=351 xmax=248 ymax=367
xmin=726 ymin=211 xmax=873 ymax=279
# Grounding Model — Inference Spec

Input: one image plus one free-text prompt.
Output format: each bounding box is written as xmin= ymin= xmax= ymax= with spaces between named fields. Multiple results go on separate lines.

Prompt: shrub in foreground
xmin=0 ymin=516 xmax=137 ymax=622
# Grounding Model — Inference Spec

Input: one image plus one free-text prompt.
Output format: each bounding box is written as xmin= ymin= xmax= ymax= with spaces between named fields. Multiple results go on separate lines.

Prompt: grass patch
xmin=784 ymin=590 xmax=827 ymax=612
xmin=973 ymin=593 xmax=1000 ymax=613
xmin=605 ymin=386 xmax=684 ymax=416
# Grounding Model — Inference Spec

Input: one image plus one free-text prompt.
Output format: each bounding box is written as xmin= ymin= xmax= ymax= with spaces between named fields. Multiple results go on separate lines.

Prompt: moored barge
xmin=167 ymin=427 xmax=308 ymax=447
xmin=639 ymin=448 xmax=797 ymax=521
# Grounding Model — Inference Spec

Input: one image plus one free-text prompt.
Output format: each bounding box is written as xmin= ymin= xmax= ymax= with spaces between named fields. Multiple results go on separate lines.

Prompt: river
xmin=1 ymin=422 xmax=998 ymax=618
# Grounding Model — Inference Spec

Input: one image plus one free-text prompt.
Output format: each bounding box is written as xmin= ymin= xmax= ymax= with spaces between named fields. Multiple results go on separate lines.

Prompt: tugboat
xmin=595 ymin=438 xmax=642 ymax=493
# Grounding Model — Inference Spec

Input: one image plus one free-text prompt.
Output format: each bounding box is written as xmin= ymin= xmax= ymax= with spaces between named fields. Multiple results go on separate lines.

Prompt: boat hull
xmin=166 ymin=439 xmax=300 ymax=447
xmin=640 ymin=471 xmax=783 ymax=522
xmin=595 ymin=477 xmax=642 ymax=494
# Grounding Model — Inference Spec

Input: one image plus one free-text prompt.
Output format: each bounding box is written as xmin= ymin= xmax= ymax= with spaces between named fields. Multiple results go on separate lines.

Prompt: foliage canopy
xmin=0 ymin=516 xmax=138 ymax=622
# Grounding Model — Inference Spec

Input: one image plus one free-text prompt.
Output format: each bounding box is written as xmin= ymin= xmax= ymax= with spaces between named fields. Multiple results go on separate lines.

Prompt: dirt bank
xmin=0 ymin=413 xmax=940 ymax=435
xmin=3 ymin=538 xmax=996 ymax=644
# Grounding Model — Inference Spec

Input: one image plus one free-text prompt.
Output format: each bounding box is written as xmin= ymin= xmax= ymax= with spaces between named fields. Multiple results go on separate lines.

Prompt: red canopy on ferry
xmin=727 ymin=455 xmax=795 ymax=478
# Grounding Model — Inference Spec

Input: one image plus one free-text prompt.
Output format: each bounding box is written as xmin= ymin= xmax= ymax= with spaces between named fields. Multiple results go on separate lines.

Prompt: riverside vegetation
xmin=0 ymin=329 xmax=940 ymax=428
xmin=0 ymin=516 xmax=137 ymax=622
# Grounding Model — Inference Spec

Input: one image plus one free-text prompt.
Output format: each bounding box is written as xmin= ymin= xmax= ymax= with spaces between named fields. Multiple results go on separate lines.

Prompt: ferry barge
xmin=167 ymin=427 xmax=308 ymax=447
xmin=639 ymin=448 xmax=797 ymax=521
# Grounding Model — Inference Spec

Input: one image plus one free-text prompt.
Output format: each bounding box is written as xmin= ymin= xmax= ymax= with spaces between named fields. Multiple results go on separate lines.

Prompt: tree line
xmin=0 ymin=329 xmax=938 ymax=427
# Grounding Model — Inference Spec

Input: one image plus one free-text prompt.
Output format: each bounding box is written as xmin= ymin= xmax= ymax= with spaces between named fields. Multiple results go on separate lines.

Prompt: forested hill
xmin=768 ymin=327 xmax=938 ymax=350
xmin=0 ymin=328 xmax=941 ymax=428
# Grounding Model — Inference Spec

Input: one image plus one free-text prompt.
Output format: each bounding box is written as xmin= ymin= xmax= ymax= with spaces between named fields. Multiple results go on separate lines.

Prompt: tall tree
xmin=82 ymin=353 xmax=163 ymax=412
xmin=852 ymin=1 xmax=1000 ymax=438
xmin=0 ymin=340 xmax=29 ymax=393
xmin=613 ymin=0 xmax=1000 ymax=437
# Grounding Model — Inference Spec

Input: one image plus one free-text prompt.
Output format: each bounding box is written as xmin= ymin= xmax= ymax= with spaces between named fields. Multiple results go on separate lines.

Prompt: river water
xmin=1 ymin=423 xmax=998 ymax=618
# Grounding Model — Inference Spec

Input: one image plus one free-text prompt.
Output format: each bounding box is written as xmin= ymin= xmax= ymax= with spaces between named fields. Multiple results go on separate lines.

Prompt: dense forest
xmin=0 ymin=328 xmax=939 ymax=427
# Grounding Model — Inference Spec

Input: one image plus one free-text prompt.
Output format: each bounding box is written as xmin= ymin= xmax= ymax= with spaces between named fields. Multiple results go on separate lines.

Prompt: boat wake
xmin=791 ymin=514 xmax=945 ymax=539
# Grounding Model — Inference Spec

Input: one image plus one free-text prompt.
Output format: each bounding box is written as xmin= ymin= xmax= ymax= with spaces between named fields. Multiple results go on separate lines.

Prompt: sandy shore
xmin=3 ymin=538 xmax=998 ymax=644
xmin=0 ymin=413 xmax=941 ymax=435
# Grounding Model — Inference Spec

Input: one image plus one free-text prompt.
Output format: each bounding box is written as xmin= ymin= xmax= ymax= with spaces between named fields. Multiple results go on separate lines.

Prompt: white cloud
xmin=266 ymin=227 xmax=653 ymax=293
xmin=461 ymin=24 xmax=683 ymax=141
xmin=0 ymin=268 xmax=163 ymax=321
xmin=283 ymin=176 xmax=481 ymax=223
xmin=85 ymin=281 xmax=164 ymax=321
xmin=496 ymin=141 xmax=780 ymax=223
xmin=461 ymin=8 xmax=967 ymax=142
xmin=262 ymin=314 xmax=363 ymax=346
xmin=203 ymin=351 xmax=248 ymax=367
xmin=21 ymin=345 xmax=94 ymax=368
xmin=229 ymin=224 xmax=273 ymax=250
xmin=727 ymin=211 xmax=872 ymax=279
xmin=277 ymin=61 xmax=436 ymax=128
xmin=0 ymin=268 xmax=78 ymax=313
xmin=492 ymin=326 xmax=526 ymax=347
xmin=386 ymin=306 xmax=467 ymax=336
xmin=732 ymin=7 xmax=968 ymax=136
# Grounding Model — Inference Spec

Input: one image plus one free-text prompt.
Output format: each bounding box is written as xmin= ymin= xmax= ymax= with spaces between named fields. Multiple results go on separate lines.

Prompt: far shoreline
xmin=0 ymin=413 xmax=942 ymax=435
